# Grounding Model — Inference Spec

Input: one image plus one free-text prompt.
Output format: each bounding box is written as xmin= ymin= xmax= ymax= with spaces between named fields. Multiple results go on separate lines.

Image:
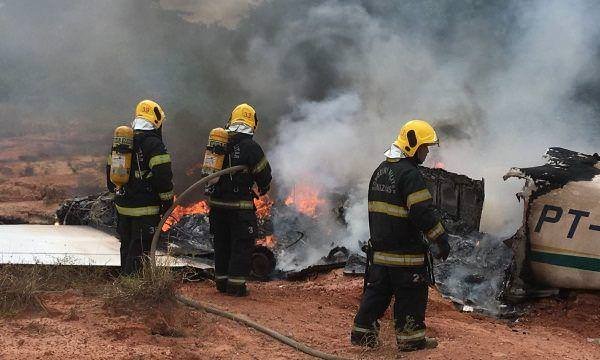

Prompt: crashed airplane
xmin=2 ymin=148 xmax=598 ymax=316
xmin=504 ymin=147 xmax=600 ymax=292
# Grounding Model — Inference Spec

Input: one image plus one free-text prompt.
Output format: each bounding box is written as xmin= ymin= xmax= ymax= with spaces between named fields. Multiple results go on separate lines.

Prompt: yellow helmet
xmin=394 ymin=119 xmax=439 ymax=157
xmin=228 ymin=103 xmax=258 ymax=131
xmin=135 ymin=99 xmax=166 ymax=128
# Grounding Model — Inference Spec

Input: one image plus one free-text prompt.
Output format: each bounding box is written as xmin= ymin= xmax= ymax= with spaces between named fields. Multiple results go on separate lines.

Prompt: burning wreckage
xmin=56 ymin=147 xmax=600 ymax=316
xmin=503 ymin=147 xmax=600 ymax=294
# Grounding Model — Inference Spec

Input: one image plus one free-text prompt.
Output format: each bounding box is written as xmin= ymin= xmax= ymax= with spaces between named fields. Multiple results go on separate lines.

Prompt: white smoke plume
xmin=249 ymin=0 xmax=600 ymax=252
xmin=2 ymin=0 xmax=600 ymax=254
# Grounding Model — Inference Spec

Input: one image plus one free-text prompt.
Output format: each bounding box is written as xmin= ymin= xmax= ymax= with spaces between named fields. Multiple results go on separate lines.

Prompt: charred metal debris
xmin=504 ymin=147 xmax=600 ymax=200
xmin=57 ymin=167 xmax=523 ymax=316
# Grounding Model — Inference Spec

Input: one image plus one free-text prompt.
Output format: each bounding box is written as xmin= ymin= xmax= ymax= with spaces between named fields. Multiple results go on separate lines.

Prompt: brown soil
xmin=0 ymin=271 xmax=598 ymax=360
xmin=0 ymin=133 xmax=105 ymax=223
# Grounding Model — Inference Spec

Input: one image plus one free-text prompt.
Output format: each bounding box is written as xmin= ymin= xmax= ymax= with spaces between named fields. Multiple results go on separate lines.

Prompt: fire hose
xmin=150 ymin=166 xmax=352 ymax=360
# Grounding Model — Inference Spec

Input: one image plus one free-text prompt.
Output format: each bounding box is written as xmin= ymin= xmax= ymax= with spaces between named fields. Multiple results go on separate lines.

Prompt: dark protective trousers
xmin=209 ymin=208 xmax=257 ymax=289
xmin=352 ymin=264 xmax=429 ymax=348
xmin=116 ymin=214 xmax=160 ymax=275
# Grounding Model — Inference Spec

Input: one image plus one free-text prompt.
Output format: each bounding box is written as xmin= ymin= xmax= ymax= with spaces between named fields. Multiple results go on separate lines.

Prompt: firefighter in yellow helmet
xmin=208 ymin=103 xmax=272 ymax=296
xmin=351 ymin=119 xmax=450 ymax=351
xmin=106 ymin=100 xmax=174 ymax=275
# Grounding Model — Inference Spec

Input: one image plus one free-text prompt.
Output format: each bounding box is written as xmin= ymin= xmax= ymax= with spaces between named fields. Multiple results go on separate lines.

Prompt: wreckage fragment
xmin=420 ymin=166 xmax=485 ymax=234
xmin=504 ymin=147 xmax=600 ymax=290
xmin=56 ymin=193 xmax=116 ymax=234
xmin=57 ymin=167 xmax=517 ymax=314
xmin=434 ymin=232 xmax=514 ymax=316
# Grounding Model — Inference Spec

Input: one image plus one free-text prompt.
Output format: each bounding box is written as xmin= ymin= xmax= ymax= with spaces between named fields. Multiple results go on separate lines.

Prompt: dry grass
xmin=0 ymin=262 xmax=111 ymax=316
xmin=103 ymin=258 xmax=177 ymax=307
xmin=1 ymin=257 xmax=179 ymax=317
xmin=0 ymin=264 xmax=44 ymax=316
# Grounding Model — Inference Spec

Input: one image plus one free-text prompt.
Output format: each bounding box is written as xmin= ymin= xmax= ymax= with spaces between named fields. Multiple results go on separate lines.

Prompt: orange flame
xmin=434 ymin=162 xmax=445 ymax=169
xmin=162 ymin=195 xmax=275 ymax=236
xmin=162 ymin=200 xmax=209 ymax=231
xmin=284 ymin=184 xmax=324 ymax=217
xmin=256 ymin=235 xmax=276 ymax=249
xmin=161 ymin=185 xmax=324 ymax=250
xmin=254 ymin=195 xmax=276 ymax=248
xmin=254 ymin=195 xmax=273 ymax=219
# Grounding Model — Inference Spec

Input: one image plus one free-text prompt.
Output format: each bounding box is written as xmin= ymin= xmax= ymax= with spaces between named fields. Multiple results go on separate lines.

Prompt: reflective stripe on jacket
xmin=210 ymin=132 xmax=272 ymax=205
xmin=368 ymin=158 xmax=446 ymax=255
xmin=107 ymin=129 xmax=174 ymax=214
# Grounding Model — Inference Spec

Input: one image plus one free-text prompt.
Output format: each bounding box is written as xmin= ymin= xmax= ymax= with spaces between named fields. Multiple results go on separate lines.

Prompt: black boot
xmin=226 ymin=279 xmax=248 ymax=297
xmin=215 ymin=275 xmax=228 ymax=293
xmin=350 ymin=323 xmax=380 ymax=348
xmin=398 ymin=337 xmax=438 ymax=352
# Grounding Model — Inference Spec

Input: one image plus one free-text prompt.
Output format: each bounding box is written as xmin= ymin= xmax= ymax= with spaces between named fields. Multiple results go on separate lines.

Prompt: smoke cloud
xmin=258 ymin=0 xmax=600 ymax=249
xmin=1 ymin=0 xmax=600 ymax=248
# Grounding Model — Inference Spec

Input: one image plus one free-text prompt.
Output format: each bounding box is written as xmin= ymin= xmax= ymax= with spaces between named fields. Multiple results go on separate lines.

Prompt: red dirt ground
xmin=0 ymin=133 xmax=105 ymax=223
xmin=0 ymin=271 xmax=598 ymax=360
xmin=1 ymin=133 xmax=599 ymax=359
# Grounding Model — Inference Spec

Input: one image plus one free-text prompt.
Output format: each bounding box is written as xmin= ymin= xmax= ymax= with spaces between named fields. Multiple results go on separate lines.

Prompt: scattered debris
xmin=284 ymin=247 xmax=349 ymax=280
xmin=54 ymin=167 xmax=511 ymax=314
xmin=461 ymin=305 xmax=474 ymax=313
xmin=434 ymin=232 xmax=516 ymax=317
xmin=60 ymin=161 xmax=600 ymax=318
xmin=56 ymin=193 xmax=116 ymax=233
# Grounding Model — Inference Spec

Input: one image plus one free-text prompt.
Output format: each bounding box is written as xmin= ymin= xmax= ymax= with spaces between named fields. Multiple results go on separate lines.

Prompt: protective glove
xmin=430 ymin=236 xmax=450 ymax=261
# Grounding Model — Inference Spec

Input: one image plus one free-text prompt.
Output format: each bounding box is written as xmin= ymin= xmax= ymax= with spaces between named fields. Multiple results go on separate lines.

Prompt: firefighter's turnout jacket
xmin=367 ymin=157 xmax=446 ymax=261
xmin=352 ymin=157 xmax=448 ymax=350
xmin=209 ymin=132 xmax=272 ymax=296
xmin=107 ymin=129 xmax=174 ymax=215
xmin=106 ymin=128 xmax=174 ymax=275
xmin=209 ymin=132 xmax=271 ymax=209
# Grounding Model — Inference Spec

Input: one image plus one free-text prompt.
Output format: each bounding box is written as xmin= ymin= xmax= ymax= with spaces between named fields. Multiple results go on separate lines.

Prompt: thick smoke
xmin=252 ymin=0 xmax=600 ymax=249
xmin=2 ymin=0 xmax=600 ymax=248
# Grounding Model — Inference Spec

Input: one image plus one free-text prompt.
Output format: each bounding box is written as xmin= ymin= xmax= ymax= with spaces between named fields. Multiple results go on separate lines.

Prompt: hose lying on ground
xmin=150 ymin=167 xmax=353 ymax=360
xmin=176 ymin=294 xmax=352 ymax=360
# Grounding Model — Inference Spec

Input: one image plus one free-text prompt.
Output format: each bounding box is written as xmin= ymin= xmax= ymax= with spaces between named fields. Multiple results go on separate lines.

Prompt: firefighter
xmin=350 ymin=120 xmax=451 ymax=351
xmin=107 ymin=100 xmax=174 ymax=275
xmin=208 ymin=103 xmax=272 ymax=297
